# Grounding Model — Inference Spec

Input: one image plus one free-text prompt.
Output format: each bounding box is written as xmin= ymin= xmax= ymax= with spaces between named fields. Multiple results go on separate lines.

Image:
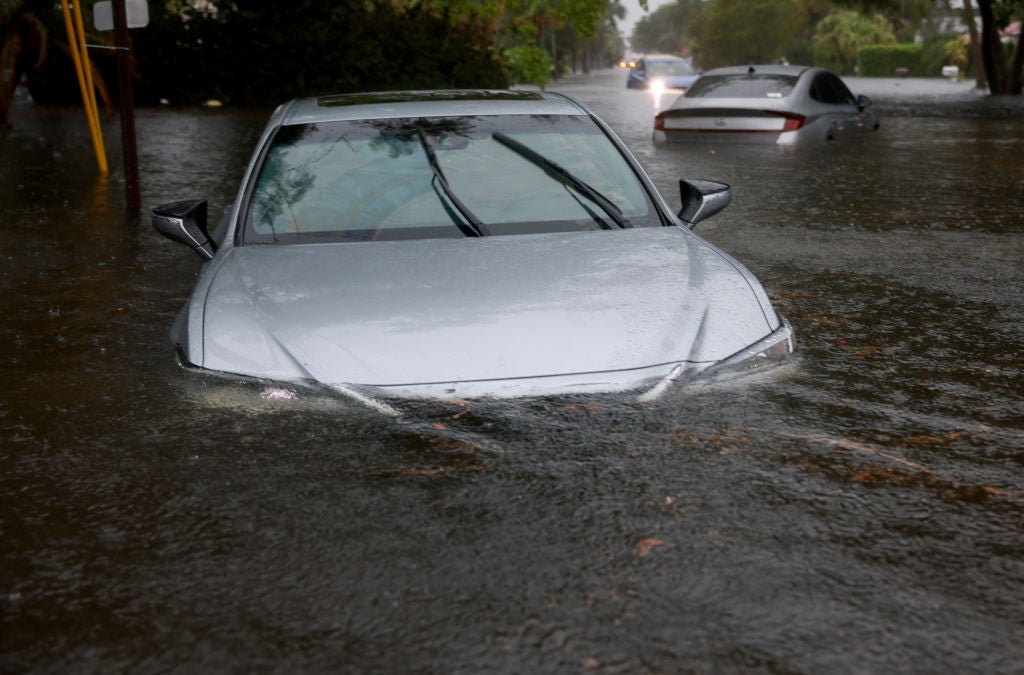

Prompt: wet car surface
xmin=2 ymin=71 xmax=1023 ymax=672
xmin=152 ymin=91 xmax=792 ymax=401
xmin=654 ymin=64 xmax=879 ymax=144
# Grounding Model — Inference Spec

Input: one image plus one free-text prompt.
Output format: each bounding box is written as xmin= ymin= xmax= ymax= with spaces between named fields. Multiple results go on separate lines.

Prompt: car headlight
xmin=649 ymin=78 xmax=666 ymax=95
xmin=638 ymin=317 xmax=796 ymax=401
xmin=706 ymin=317 xmax=795 ymax=378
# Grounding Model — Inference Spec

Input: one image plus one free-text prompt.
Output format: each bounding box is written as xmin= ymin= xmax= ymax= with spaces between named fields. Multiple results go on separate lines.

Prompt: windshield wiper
xmin=416 ymin=128 xmax=485 ymax=237
xmin=492 ymin=132 xmax=632 ymax=229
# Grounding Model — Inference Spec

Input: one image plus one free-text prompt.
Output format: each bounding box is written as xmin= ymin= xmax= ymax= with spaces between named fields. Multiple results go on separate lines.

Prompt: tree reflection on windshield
xmin=245 ymin=114 xmax=655 ymax=243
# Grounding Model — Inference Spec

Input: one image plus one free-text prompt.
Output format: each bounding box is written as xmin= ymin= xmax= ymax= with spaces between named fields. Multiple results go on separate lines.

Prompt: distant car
xmin=152 ymin=90 xmax=793 ymax=404
xmin=626 ymin=55 xmax=699 ymax=93
xmin=654 ymin=65 xmax=879 ymax=145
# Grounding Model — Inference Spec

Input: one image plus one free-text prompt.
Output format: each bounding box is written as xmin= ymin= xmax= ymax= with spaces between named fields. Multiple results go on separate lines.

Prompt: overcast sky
xmin=618 ymin=0 xmax=676 ymax=40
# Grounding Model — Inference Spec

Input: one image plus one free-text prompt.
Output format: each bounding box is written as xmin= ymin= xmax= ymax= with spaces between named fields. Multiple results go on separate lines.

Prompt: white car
xmin=654 ymin=65 xmax=879 ymax=145
xmin=152 ymin=90 xmax=793 ymax=404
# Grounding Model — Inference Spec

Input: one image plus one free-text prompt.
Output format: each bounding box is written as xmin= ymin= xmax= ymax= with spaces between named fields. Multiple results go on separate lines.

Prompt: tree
xmin=695 ymin=0 xmax=809 ymax=68
xmin=975 ymin=0 xmax=1024 ymax=94
xmin=960 ymin=0 xmax=987 ymax=88
xmin=812 ymin=10 xmax=895 ymax=74
xmin=598 ymin=0 xmax=629 ymax=65
xmin=504 ymin=43 xmax=553 ymax=86
xmin=631 ymin=0 xmax=703 ymax=55
xmin=830 ymin=0 xmax=1022 ymax=95
xmin=1 ymin=0 xmax=116 ymax=120
xmin=132 ymin=0 xmax=511 ymax=104
xmin=389 ymin=0 xmax=628 ymax=83
xmin=11 ymin=0 xmax=641 ymax=107
xmin=0 ymin=0 xmax=46 ymax=125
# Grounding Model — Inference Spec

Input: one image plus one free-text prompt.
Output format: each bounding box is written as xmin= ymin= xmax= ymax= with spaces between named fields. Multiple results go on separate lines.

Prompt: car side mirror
xmin=857 ymin=94 xmax=873 ymax=111
xmin=677 ymin=179 xmax=731 ymax=227
xmin=152 ymin=199 xmax=216 ymax=261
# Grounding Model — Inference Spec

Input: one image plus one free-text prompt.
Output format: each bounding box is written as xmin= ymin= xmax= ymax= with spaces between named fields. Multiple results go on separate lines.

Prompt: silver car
xmin=153 ymin=90 xmax=793 ymax=404
xmin=654 ymin=65 xmax=879 ymax=145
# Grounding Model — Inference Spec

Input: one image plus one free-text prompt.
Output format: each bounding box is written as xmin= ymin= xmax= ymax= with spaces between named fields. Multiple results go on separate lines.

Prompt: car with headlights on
xmin=152 ymin=90 xmax=793 ymax=405
xmin=654 ymin=64 xmax=879 ymax=145
xmin=626 ymin=55 xmax=699 ymax=93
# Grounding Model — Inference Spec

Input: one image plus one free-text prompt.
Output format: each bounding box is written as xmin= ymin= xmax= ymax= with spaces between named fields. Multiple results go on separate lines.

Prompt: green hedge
xmin=858 ymin=43 xmax=926 ymax=76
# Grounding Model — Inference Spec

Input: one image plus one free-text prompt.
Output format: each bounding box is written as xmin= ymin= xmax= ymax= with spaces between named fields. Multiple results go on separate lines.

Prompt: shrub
xmin=858 ymin=43 xmax=925 ymax=76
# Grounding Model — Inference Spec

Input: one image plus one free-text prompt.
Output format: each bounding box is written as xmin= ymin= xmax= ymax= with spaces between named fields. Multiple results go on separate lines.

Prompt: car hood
xmin=195 ymin=228 xmax=775 ymax=396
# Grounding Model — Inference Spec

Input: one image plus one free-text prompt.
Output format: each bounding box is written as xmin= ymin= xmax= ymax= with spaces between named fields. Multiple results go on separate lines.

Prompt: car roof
xmin=273 ymin=90 xmax=592 ymax=125
xmin=640 ymin=54 xmax=688 ymax=62
xmin=698 ymin=64 xmax=816 ymax=77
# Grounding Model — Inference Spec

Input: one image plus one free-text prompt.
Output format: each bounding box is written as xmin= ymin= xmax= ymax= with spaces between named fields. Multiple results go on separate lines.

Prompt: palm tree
xmin=1 ymin=0 xmax=47 ymax=125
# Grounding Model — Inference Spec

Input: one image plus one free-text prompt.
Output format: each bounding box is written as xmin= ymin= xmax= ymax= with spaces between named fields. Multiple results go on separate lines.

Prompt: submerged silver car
xmin=654 ymin=65 xmax=879 ymax=145
xmin=153 ymin=90 xmax=793 ymax=403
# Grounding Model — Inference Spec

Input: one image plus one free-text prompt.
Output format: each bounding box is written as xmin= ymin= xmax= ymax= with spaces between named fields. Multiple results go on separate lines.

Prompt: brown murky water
xmin=2 ymin=71 xmax=1023 ymax=672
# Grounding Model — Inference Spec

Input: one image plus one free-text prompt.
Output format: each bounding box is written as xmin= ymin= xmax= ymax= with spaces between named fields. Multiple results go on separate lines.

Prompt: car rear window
xmin=685 ymin=74 xmax=799 ymax=99
xmin=243 ymin=115 xmax=658 ymax=244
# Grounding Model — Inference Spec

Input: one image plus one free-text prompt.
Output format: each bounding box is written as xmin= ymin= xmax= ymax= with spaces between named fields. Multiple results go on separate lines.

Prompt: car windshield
xmin=686 ymin=74 xmax=799 ymax=99
xmin=647 ymin=60 xmax=693 ymax=76
xmin=243 ymin=114 xmax=659 ymax=244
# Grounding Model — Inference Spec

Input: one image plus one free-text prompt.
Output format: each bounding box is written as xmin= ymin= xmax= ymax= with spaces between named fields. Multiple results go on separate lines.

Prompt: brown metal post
xmin=111 ymin=0 xmax=140 ymax=211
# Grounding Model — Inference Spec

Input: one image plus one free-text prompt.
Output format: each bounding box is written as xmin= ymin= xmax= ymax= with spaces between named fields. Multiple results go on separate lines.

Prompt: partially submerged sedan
xmin=654 ymin=65 xmax=879 ymax=145
xmin=153 ymin=90 xmax=793 ymax=404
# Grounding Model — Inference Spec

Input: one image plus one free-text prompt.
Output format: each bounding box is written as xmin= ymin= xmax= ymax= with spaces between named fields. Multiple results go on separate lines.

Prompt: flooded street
xmin=2 ymin=70 xmax=1023 ymax=672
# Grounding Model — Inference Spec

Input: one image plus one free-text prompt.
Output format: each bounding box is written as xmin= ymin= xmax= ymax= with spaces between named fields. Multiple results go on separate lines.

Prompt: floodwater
xmin=2 ymin=70 xmax=1023 ymax=672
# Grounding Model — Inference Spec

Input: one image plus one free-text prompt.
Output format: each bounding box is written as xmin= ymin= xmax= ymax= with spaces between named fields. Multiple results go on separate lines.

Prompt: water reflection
xmin=2 ymin=74 xmax=1023 ymax=672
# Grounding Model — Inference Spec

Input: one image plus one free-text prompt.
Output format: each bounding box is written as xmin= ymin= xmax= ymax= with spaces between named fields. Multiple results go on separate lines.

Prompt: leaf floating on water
xmin=853 ymin=344 xmax=886 ymax=357
xmin=635 ymin=538 xmax=664 ymax=557
xmin=901 ymin=431 xmax=962 ymax=446
xmin=944 ymin=484 xmax=998 ymax=503
xmin=396 ymin=467 xmax=446 ymax=478
xmin=777 ymin=430 xmax=932 ymax=473
xmin=395 ymin=465 xmax=484 ymax=479
xmin=426 ymin=396 xmax=470 ymax=406
xmin=770 ymin=429 xmax=1020 ymax=503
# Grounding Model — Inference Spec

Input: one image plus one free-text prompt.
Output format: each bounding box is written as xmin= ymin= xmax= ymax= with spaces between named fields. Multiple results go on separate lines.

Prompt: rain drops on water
xmin=260 ymin=386 xmax=298 ymax=401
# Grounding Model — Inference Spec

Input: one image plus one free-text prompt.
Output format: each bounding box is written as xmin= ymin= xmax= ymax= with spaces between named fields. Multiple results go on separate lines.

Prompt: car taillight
xmin=765 ymin=110 xmax=806 ymax=131
xmin=654 ymin=115 xmax=665 ymax=131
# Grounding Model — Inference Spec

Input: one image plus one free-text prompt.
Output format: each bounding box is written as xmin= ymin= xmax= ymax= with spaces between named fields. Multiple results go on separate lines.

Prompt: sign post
xmin=60 ymin=0 xmax=107 ymax=173
xmin=111 ymin=0 xmax=139 ymax=211
xmin=95 ymin=0 xmax=148 ymax=212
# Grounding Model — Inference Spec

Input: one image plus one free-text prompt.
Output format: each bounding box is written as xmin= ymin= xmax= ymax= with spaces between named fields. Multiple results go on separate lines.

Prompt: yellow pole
xmin=60 ymin=0 xmax=108 ymax=173
xmin=72 ymin=0 xmax=103 ymax=149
